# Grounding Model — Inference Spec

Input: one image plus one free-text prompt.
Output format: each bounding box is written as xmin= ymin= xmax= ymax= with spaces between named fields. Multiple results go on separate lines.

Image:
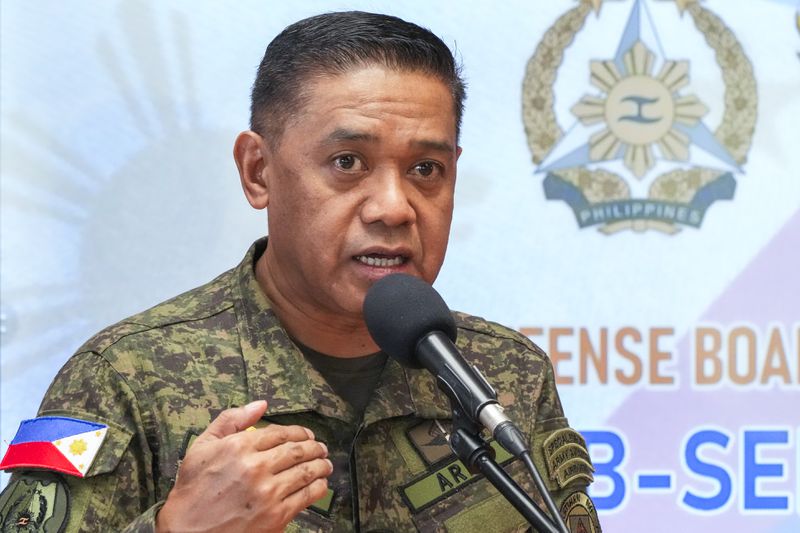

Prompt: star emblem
xmin=542 ymin=0 xmax=738 ymax=190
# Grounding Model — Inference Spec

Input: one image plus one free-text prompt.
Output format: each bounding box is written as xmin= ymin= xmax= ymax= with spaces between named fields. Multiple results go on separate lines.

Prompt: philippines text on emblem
xmin=522 ymin=0 xmax=757 ymax=234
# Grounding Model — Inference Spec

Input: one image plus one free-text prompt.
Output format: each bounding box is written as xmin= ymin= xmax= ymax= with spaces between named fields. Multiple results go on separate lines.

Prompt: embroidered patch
xmin=399 ymin=440 xmax=513 ymax=513
xmin=547 ymin=443 xmax=591 ymax=474
xmin=406 ymin=420 xmax=453 ymax=466
xmin=0 ymin=417 xmax=108 ymax=478
xmin=542 ymin=429 xmax=594 ymax=489
xmin=0 ymin=472 xmax=70 ymax=532
xmin=560 ymin=491 xmax=601 ymax=533
xmin=553 ymin=459 xmax=594 ymax=489
xmin=543 ymin=428 xmax=586 ymax=459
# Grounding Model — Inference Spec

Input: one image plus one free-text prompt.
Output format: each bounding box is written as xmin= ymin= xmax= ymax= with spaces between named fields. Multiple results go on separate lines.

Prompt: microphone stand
xmin=448 ymin=406 xmax=562 ymax=533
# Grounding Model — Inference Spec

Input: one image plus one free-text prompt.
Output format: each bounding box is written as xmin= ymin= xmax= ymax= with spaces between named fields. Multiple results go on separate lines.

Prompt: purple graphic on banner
xmin=600 ymin=208 xmax=800 ymax=532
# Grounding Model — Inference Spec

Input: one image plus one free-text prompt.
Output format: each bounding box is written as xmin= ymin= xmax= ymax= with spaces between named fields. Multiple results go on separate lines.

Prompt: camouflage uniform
xmin=0 ymin=239 xmax=600 ymax=532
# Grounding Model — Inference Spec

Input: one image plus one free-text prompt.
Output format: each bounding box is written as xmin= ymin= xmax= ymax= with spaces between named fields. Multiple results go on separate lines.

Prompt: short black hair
xmin=250 ymin=11 xmax=466 ymax=143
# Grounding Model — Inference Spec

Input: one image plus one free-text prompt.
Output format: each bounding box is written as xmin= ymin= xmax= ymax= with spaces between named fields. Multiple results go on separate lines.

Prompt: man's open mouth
xmin=354 ymin=255 xmax=406 ymax=267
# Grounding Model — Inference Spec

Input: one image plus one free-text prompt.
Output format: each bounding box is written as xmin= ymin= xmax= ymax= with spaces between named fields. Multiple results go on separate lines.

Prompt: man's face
xmin=261 ymin=66 xmax=459 ymax=322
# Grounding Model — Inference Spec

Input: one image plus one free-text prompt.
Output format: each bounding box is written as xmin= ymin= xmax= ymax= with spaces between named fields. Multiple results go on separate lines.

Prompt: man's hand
xmin=156 ymin=400 xmax=332 ymax=532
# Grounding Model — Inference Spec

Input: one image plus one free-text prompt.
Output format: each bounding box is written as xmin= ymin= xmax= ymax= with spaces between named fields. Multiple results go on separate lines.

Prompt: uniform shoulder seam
xmin=91 ymin=303 xmax=235 ymax=355
xmin=454 ymin=311 xmax=547 ymax=359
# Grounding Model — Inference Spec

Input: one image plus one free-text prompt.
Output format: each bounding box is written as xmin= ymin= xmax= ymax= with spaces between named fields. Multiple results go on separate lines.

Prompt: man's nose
xmin=359 ymin=168 xmax=416 ymax=227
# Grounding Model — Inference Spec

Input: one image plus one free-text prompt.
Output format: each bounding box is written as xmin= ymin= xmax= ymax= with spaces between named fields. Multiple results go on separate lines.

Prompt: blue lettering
xmin=682 ymin=429 xmax=732 ymax=511
xmin=743 ymin=430 xmax=789 ymax=511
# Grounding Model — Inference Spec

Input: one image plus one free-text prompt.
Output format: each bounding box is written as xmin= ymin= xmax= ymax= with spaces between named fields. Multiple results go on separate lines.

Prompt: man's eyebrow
xmin=322 ymin=128 xmax=455 ymax=154
xmin=323 ymin=129 xmax=378 ymax=144
xmin=412 ymin=139 xmax=455 ymax=154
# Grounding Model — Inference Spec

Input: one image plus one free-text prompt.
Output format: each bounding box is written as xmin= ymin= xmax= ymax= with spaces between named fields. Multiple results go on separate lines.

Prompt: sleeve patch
xmin=0 ymin=417 xmax=109 ymax=478
xmin=560 ymin=491 xmax=602 ymax=533
xmin=0 ymin=472 xmax=70 ymax=532
xmin=542 ymin=428 xmax=595 ymax=489
xmin=543 ymin=428 xmax=586 ymax=458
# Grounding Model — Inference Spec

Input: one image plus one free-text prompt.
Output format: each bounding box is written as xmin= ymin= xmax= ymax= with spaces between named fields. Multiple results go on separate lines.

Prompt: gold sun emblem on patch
xmin=69 ymin=438 xmax=88 ymax=456
xmin=571 ymin=41 xmax=708 ymax=178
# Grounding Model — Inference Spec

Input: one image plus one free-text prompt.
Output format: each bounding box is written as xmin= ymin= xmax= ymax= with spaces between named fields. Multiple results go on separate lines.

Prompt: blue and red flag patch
xmin=0 ymin=416 xmax=108 ymax=477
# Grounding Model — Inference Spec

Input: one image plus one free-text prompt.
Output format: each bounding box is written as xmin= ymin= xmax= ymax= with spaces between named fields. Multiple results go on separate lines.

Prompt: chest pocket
xmin=402 ymin=453 xmax=532 ymax=533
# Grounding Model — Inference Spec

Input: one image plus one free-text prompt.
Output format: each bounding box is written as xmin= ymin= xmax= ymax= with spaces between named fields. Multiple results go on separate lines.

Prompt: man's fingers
xmin=275 ymin=460 xmax=333 ymax=502
xmin=281 ymin=477 xmax=330 ymax=515
xmin=196 ymin=400 xmax=268 ymax=442
xmin=263 ymin=440 xmax=328 ymax=474
xmin=252 ymin=425 xmax=316 ymax=452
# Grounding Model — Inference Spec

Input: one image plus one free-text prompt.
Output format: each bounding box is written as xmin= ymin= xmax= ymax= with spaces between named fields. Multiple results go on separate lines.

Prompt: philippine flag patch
xmin=0 ymin=416 xmax=108 ymax=477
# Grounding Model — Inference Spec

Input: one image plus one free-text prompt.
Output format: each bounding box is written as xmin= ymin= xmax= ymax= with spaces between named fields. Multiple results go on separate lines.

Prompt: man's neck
xmin=254 ymin=252 xmax=379 ymax=358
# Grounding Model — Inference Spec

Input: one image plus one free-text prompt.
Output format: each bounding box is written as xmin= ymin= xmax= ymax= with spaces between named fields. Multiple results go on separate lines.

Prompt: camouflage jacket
xmin=0 ymin=239 xmax=600 ymax=532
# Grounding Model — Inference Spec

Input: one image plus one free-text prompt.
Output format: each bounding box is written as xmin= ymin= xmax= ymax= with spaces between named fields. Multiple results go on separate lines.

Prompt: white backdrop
xmin=2 ymin=1 xmax=799 ymax=531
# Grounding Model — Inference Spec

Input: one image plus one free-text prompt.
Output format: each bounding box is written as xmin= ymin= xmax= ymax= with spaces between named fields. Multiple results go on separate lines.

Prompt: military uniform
xmin=0 ymin=239 xmax=600 ymax=532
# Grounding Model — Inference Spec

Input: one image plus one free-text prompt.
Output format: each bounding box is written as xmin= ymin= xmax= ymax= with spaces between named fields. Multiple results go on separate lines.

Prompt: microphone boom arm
xmin=419 ymin=331 xmax=569 ymax=533
xmin=447 ymin=405 xmax=562 ymax=533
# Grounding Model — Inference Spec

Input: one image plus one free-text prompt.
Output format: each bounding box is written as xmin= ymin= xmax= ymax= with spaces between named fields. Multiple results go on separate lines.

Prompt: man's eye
xmin=411 ymin=161 xmax=443 ymax=179
xmin=333 ymin=154 xmax=362 ymax=171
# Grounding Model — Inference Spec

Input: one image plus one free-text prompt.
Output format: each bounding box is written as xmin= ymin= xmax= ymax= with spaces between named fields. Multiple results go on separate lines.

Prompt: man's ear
xmin=233 ymin=130 xmax=270 ymax=210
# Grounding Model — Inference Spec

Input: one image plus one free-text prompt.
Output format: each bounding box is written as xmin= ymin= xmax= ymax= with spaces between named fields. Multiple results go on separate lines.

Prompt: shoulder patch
xmin=543 ymin=428 xmax=594 ymax=489
xmin=560 ymin=491 xmax=601 ymax=533
xmin=0 ymin=417 xmax=108 ymax=477
xmin=0 ymin=472 xmax=70 ymax=532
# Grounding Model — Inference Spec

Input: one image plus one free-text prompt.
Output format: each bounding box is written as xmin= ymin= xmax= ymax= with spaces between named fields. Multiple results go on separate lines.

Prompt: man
xmin=0 ymin=11 xmax=600 ymax=533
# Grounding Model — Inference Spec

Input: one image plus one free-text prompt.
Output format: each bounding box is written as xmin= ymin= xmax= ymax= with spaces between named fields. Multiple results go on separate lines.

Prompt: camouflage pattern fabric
xmin=0 ymin=238 xmax=600 ymax=532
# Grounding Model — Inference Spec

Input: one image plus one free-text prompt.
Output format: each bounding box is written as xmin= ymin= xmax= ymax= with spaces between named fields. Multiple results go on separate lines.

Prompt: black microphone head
xmin=363 ymin=273 xmax=457 ymax=368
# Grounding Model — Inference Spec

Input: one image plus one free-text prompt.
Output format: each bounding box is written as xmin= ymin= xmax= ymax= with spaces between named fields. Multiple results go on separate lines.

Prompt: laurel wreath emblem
xmin=522 ymin=2 xmax=757 ymax=233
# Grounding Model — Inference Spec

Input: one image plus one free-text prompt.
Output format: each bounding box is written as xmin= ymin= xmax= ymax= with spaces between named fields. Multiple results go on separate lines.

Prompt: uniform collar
xmin=231 ymin=239 xmax=452 ymax=427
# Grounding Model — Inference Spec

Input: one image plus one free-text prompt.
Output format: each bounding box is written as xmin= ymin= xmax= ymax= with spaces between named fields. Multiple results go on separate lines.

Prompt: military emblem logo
xmin=0 ymin=473 xmax=69 ymax=532
xmin=560 ymin=491 xmax=601 ymax=533
xmin=522 ymin=0 xmax=757 ymax=234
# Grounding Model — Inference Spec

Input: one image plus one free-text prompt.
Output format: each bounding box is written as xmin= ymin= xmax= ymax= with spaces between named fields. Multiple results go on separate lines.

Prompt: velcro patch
xmin=406 ymin=420 xmax=452 ymax=466
xmin=542 ymin=429 xmax=594 ymax=489
xmin=400 ymin=440 xmax=513 ymax=513
xmin=560 ymin=491 xmax=602 ymax=533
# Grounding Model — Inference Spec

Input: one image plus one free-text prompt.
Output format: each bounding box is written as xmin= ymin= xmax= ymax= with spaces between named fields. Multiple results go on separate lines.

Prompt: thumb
xmin=196 ymin=400 xmax=267 ymax=442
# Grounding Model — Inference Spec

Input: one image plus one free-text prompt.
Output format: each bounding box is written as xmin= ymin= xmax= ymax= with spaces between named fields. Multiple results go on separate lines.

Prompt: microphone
xmin=362 ymin=273 xmax=527 ymax=458
xmin=364 ymin=273 xmax=571 ymax=533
